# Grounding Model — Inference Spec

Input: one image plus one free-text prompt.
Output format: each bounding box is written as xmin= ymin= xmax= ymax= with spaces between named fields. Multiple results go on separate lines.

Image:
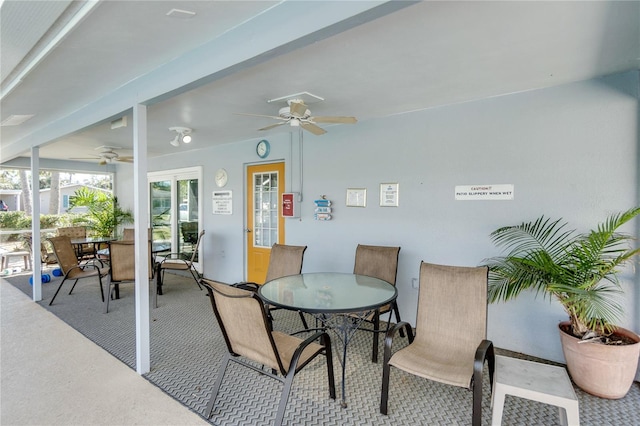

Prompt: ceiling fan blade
xmin=116 ymin=157 xmax=134 ymax=163
xmin=69 ymin=156 xmax=101 ymax=160
xmin=289 ymin=101 xmax=308 ymax=118
xmin=99 ymin=159 xmax=107 ymax=166
xmin=300 ymin=122 xmax=327 ymax=135
xmin=311 ymin=116 xmax=357 ymax=124
xmin=234 ymin=112 xmax=285 ymax=120
xmin=259 ymin=122 xmax=287 ymax=131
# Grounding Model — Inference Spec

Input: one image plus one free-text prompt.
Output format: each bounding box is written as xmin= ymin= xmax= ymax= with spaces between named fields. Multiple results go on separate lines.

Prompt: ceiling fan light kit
xmin=169 ymin=126 xmax=193 ymax=146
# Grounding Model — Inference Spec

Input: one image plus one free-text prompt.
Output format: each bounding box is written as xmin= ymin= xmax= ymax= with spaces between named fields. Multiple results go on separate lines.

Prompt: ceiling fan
xmin=235 ymin=99 xmax=357 ymax=135
xmin=70 ymin=146 xmax=133 ymax=165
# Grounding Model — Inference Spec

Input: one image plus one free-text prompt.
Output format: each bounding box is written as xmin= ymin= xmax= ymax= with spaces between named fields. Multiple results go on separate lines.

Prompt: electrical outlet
xmin=411 ymin=277 xmax=418 ymax=289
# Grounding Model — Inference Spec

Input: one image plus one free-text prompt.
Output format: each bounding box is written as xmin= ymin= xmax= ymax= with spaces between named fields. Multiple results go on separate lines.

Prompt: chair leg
xmin=205 ymin=353 xmax=231 ymax=419
xmin=372 ymin=310 xmax=380 ymax=363
xmin=98 ymin=275 xmax=104 ymax=302
xmin=103 ymin=279 xmax=112 ymax=314
xmin=380 ymin=359 xmax=392 ymax=414
xmin=48 ymin=277 xmax=68 ymax=305
xmin=68 ymin=279 xmax=79 ymax=295
xmin=275 ymin=369 xmax=296 ymax=426
xmin=189 ymin=267 xmax=203 ymax=290
xmin=156 ymin=267 xmax=163 ymax=295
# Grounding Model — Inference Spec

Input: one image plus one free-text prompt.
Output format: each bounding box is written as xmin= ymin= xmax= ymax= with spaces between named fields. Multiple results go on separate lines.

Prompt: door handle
xmin=245 ymin=228 xmax=252 ymax=233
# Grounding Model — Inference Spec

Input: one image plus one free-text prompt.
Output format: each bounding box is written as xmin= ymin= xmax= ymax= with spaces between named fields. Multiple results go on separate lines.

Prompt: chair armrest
xmin=231 ymin=282 xmax=259 ymax=292
xmin=474 ymin=339 xmax=494 ymax=388
xmin=289 ymin=330 xmax=332 ymax=375
xmin=159 ymin=252 xmax=189 ymax=261
xmin=383 ymin=321 xmax=415 ymax=365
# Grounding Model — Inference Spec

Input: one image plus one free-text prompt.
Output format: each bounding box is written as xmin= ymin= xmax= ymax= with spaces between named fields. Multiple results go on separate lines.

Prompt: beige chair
xmin=48 ymin=236 xmax=109 ymax=306
xmin=105 ymin=240 xmax=155 ymax=313
xmin=200 ymin=279 xmax=335 ymax=426
xmin=233 ymin=243 xmax=307 ymax=325
xmin=57 ymin=226 xmax=95 ymax=260
xmin=353 ymin=244 xmax=402 ymax=363
xmin=380 ymin=262 xmax=495 ymax=426
xmin=156 ymin=229 xmax=205 ymax=292
xmin=122 ymin=228 xmax=135 ymax=241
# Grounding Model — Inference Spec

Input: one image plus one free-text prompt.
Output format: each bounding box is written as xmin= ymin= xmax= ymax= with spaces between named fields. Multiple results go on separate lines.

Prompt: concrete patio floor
xmin=0 ymin=279 xmax=206 ymax=425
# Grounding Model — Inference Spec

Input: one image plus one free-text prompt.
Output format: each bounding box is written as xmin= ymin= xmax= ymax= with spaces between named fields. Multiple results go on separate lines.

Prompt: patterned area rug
xmin=3 ymin=271 xmax=639 ymax=425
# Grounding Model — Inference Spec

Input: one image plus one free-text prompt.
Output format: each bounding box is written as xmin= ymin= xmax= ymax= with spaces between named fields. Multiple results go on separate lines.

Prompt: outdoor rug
xmin=3 ymin=271 xmax=639 ymax=425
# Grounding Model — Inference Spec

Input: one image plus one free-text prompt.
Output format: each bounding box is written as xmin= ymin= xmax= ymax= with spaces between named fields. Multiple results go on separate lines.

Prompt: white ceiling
xmin=1 ymin=1 xmax=639 ymax=166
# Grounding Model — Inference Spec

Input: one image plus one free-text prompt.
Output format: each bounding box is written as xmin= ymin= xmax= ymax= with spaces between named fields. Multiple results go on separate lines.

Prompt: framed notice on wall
xmin=212 ymin=190 xmax=232 ymax=214
xmin=380 ymin=183 xmax=399 ymax=207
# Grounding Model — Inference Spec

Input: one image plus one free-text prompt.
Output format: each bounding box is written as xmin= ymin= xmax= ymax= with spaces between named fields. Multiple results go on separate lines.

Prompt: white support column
xmin=133 ymin=104 xmax=150 ymax=374
xmin=31 ymin=147 xmax=42 ymax=301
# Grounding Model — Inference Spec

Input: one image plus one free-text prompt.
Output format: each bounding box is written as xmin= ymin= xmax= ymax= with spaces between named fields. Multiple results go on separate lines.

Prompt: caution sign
xmin=455 ymin=184 xmax=514 ymax=201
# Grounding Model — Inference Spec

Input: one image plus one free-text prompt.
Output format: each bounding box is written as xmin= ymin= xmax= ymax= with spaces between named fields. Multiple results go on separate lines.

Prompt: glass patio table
xmin=258 ymin=272 xmax=397 ymax=408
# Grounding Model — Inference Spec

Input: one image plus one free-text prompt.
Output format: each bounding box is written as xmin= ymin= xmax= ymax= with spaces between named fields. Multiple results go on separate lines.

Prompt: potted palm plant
xmin=69 ymin=187 xmax=133 ymax=238
xmin=484 ymin=207 xmax=640 ymax=399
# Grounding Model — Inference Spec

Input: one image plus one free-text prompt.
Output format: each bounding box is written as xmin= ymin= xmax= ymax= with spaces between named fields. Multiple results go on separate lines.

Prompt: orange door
xmin=246 ymin=162 xmax=285 ymax=283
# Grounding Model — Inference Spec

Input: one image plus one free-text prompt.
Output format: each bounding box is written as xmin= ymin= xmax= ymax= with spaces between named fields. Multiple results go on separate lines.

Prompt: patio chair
xmin=380 ymin=262 xmax=494 ymax=426
xmin=233 ymin=243 xmax=308 ymax=326
xmin=353 ymin=244 xmax=402 ymax=363
xmin=122 ymin=228 xmax=135 ymax=240
xmin=47 ymin=236 xmax=109 ymax=306
xmin=57 ymin=226 xmax=95 ymax=260
xmin=156 ymin=229 xmax=204 ymax=292
xmin=105 ymin=240 xmax=156 ymax=313
xmin=200 ymin=279 xmax=335 ymax=426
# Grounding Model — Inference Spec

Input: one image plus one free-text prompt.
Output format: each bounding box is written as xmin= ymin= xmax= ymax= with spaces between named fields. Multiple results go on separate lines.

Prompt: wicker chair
xmin=380 ymin=262 xmax=495 ymax=426
xmin=47 ymin=236 xmax=108 ymax=306
xmin=353 ymin=244 xmax=401 ymax=363
xmin=200 ymin=279 xmax=335 ymax=425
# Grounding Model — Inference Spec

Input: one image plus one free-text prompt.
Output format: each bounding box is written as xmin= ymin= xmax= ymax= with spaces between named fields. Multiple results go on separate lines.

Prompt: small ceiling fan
xmin=235 ymin=99 xmax=357 ymax=135
xmin=70 ymin=146 xmax=133 ymax=165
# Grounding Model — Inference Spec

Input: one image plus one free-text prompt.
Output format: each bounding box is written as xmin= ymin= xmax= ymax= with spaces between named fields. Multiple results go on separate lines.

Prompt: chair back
xmin=48 ymin=236 xmax=79 ymax=274
xmin=417 ymin=262 xmax=488 ymax=357
xmin=264 ymin=244 xmax=307 ymax=283
xmin=353 ymin=244 xmax=400 ymax=285
xmin=109 ymin=240 xmax=154 ymax=281
xmin=202 ymin=280 xmax=283 ymax=373
xmin=122 ymin=228 xmax=135 ymax=241
xmin=109 ymin=241 xmax=135 ymax=281
xmin=188 ymin=230 xmax=205 ymax=263
xmin=57 ymin=226 xmax=87 ymax=239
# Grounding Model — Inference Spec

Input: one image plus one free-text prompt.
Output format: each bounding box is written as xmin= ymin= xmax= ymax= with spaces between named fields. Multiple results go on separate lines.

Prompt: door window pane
xmin=253 ymin=171 xmax=279 ymax=248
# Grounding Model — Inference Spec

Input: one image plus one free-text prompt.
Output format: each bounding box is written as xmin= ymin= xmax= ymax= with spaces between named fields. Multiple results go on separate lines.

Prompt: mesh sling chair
xmin=353 ymin=244 xmax=402 ymax=363
xmin=156 ymin=229 xmax=205 ymax=292
xmin=105 ymin=240 xmax=156 ymax=313
xmin=48 ymin=236 xmax=109 ymax=306
xmin=57 ymin=226 xmax=95 ymax=260
xmin=380 ymin=262 xmax=495 ymax=426
xmin=233 ymin=243 xmax=308 ymax=327
xmin=200 ymin=279 xmax=336 ymax=426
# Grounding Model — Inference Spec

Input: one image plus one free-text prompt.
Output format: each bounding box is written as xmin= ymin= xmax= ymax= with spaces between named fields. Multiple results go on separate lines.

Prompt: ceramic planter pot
xmin=559 ymin=321 xmax=640 ymax=399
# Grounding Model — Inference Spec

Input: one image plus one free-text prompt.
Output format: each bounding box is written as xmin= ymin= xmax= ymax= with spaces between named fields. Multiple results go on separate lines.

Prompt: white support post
xmin=31 ymin=147 xmax=42 ymax=301
xmin=133 ymin=104 xmax=150 ymax=374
